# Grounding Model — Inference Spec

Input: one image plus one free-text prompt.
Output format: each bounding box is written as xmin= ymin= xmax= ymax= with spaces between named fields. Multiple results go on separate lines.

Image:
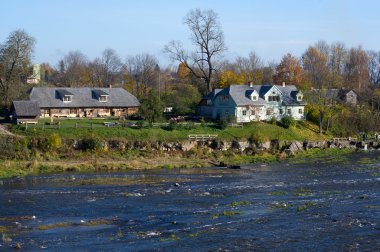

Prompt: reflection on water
xmin=1 ymin=152 xmax=380 ymax=251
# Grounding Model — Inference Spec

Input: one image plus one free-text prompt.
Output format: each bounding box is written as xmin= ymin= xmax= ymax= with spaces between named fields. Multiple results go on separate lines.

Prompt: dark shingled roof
xmin=309 ymin=88 xmax=357 ymax=102
xmin=29 ymin=87 xmax=140 ymax=108
xmin=93 ymin=90 xmax=109 ymax=96
xmin=12 ymin=100 xmax=40 ymax=117
xmin=214 ymin=84 xmax=305 ymax=106
xmin=56 ymin=89 xmax=74 ymax=96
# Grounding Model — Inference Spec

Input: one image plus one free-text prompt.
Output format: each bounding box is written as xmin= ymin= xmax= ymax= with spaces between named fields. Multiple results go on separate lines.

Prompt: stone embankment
xmin=72 ymin=138 xmax=377 ymax=156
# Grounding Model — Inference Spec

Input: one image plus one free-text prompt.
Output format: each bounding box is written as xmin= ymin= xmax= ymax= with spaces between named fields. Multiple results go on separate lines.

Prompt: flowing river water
xmin=1 ymin=152 xmax=380 ymax=251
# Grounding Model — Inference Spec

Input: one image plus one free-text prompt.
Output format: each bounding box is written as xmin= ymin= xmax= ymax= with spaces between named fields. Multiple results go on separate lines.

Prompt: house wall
xmin=211 ymin=94 xmax=236 ymax=120
xmin=197 ymin=106 xmax=213 ymax=118
xmin=344 ymin=91 xmax=357 ymax=105
xmin=235 ymin=105 xmax=305 ymax=123
xmin=236 ymin=106 xmax=266 ymax=122
xmin=40 ymin=107 xmax=139 ymax=118
xmin=13 ymin=116 xmax=39 ymax=124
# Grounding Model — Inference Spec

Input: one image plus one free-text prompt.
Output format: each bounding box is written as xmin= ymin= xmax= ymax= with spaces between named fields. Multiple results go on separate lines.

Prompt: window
xmin=242 ymin=110 xmax=247 ymax=116
xmin=297 ymin=95 xmax=303 ymax=101
xmin=299 ymin=109 xmax=303 ymax=114
xmin=287 ymin=109 xmax=291 ymax=115
xmin=266 ymin=109 xmax=272 ymax=115
xmin=280 ymin=109 xmax=284 ymax=114
xmin=99 ymin=95 xmax=108 ymax=102
xmin=268 ymin=96 xmax=280 ymax=102
xmin=70 ymin=108 xmax=76 ymax=114
xmin=63 ymin=95 xmax=72 ymax=102
xmin=252 ymin=95 xmax=257 ymax=101
xmin=220 ymin=95 xmax=229 ymax=102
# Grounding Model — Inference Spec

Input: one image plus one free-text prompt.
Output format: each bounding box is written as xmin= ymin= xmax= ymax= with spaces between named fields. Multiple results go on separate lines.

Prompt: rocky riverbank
xmin=0 ymin=133 xmax=376 ymax=179
xmin=76 ymin=138 xmax=378 ymax=155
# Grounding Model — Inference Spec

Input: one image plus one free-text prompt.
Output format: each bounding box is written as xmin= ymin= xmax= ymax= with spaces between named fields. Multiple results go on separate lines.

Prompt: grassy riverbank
xmin=0 ymin=148 xmax=357 ymax=179
xmin=10 ymin=119 xmax=329 ymax=141
xmin=0 ymin=119 xmax=355 ymax=180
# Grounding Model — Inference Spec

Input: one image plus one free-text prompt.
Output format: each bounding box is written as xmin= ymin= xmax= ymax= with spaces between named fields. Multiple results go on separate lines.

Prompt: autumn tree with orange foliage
xmin=177 ymin=63 xmax=190 ymax=81
xmin=273 ymin=53 xmax=308 ymax=89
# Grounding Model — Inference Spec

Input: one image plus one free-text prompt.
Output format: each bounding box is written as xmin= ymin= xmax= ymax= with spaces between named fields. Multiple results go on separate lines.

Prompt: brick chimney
xmin=249 ymin=82 xmax=253 ymax=88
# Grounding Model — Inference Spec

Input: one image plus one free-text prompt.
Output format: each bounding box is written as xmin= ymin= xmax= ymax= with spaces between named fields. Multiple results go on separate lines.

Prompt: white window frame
xmin=63 ymin=95 xmax=72 ymax=102
xmin=99 ymin=95 xmax=108 ymax=102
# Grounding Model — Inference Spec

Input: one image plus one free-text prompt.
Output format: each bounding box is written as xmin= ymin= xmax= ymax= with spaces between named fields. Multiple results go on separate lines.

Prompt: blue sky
xmin=1 ymin=0 xmax=379 ymax=68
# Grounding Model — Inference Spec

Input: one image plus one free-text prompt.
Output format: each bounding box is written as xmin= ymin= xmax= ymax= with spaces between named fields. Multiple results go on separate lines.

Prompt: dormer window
xmin=93 ymin=90 xmax=109 ymax=103
xmin=63 ymin=95 xmax=72 ymax=102
xmin=248 ymin=90 xmax=259 ymax=101
xmin=57 ymin=89 xmax=74 ymax=102
xmin=296 ymin=91 xmax=303 ymax=101
xmin=99 ymin=95 xmax=108 ymax=102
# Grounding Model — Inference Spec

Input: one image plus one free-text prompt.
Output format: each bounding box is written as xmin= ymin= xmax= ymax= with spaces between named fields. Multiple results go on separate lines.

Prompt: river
xmin=1 ymin=151 xmax=380 ymax=251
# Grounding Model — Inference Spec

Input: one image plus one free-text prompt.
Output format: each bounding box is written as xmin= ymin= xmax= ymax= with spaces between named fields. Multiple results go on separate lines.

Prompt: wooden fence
xmin=188 ymin=134 xmax=218 ymax=141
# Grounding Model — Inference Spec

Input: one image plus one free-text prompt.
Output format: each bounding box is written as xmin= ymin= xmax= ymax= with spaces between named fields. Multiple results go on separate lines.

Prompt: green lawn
xmin=10 ymin=118 xmax=329 ymax=142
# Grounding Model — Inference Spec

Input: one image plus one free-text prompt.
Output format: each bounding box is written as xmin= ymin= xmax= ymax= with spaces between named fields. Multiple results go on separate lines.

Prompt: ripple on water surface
xmin=0 ymin=153 xmax=380 ymax=250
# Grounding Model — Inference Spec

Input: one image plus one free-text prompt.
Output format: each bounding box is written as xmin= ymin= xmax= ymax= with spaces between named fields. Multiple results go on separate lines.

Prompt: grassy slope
xmin=0 ymin=119 xmax=333 ymax=179
xmin=10 ymin=119 xmax=329 ymax=142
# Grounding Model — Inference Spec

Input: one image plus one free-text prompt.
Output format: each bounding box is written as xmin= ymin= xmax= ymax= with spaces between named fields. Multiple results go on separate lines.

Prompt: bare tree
xmin=164 ymin=9 xmax=227 ymax=93
xmin=344 ymin=46 xmax=369 ymax=92
xmin=329 ymin=42 xmax=347 ymax=74
xmin=368 ymin=50 xmax=380 ymax=85
xmin=89 ymin=49 xmax=121 ymax=87
xmin=0 ymin=29 xmax=35 ymax=106
xmin=235 ymin=51 xmax=263 ymax=84
xmin=124 ymin=54 xmax=158 ymax=96
xmin=302 ymin=45 xmax=329 ymax=89
xmin=59 ymin=50 xmax=89 ymax=87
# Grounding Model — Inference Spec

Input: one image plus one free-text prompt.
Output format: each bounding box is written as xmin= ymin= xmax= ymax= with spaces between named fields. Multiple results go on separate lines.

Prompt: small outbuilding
xmin=11 ymin=100 xmax=40 ymax=124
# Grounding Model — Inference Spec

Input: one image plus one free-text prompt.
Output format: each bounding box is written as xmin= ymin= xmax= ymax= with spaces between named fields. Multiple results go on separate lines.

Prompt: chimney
xmin=249 ymin=82 xmax=253 ymax=88
xmin=109 ymin=84 xmax=112 ymax=89
xmin=282 ymin=82 xmax=285 ymax=87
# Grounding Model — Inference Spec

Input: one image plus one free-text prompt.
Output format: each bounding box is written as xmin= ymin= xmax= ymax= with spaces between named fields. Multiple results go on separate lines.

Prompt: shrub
xmin=200 ymin=117 xmax=206 ymax=127
xmin=48 ymin=133 xmax=62 ymax=151
xmin=281 ymin=116 xmax=296 ymax=129
xmin=136 ymin=121 xmax=145 ymax=129
xmin=268 ymin=116 xmax=277 ymax=125
xmin=167 ymin=120 xmax=179 ymax=131
xmin=248 ymin=131 xmax=269 ymax=144
xmin=217 ymin=119 xmax=228 ymax=130
xmin=81 ymin=137 xmax=102 ymax=151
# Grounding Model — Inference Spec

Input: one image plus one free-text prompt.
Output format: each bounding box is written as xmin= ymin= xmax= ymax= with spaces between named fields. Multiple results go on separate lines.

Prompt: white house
xmin=197 ymin=83 xmax=306 ymax=122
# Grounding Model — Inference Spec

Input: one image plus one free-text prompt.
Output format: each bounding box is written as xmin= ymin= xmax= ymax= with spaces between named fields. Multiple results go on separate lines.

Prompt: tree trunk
xmin=325 ymin=117 xmax=331 ymax=133
xmin=319 ymin=111 xmax=324 ymax=134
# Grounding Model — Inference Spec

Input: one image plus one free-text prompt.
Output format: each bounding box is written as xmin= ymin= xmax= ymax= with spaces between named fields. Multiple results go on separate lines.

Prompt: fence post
xmin=25 ymin=123 xmax=28 ymax=130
